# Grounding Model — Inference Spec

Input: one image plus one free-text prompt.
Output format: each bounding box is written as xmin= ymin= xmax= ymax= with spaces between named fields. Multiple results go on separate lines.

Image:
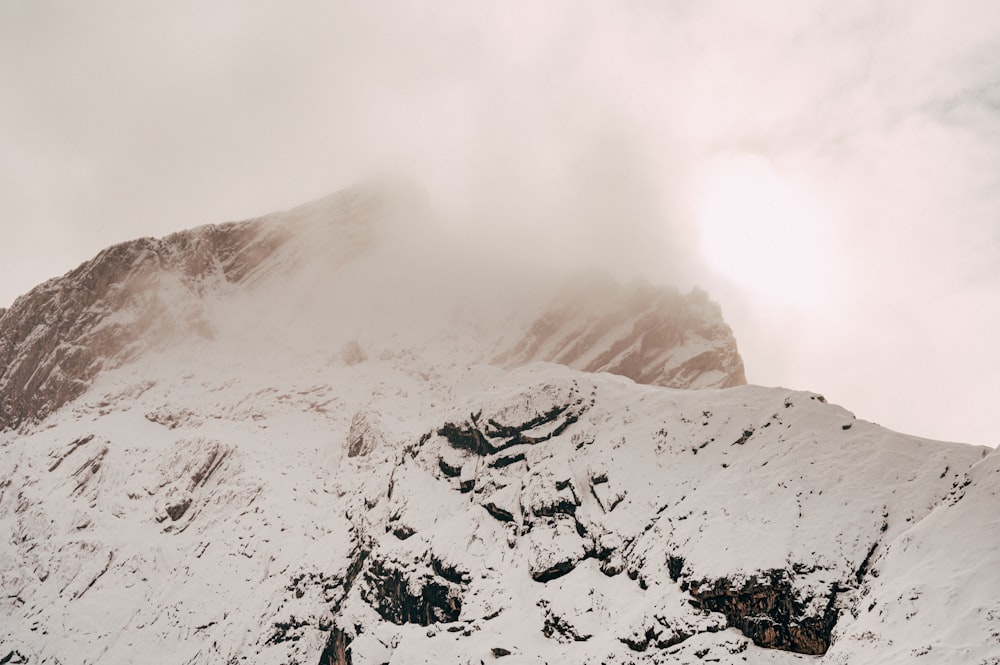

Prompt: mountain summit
xmin=0 ymin=179 xmax=744 ymax=432
xmin=0 ymin=182 xmax=996 ymax=665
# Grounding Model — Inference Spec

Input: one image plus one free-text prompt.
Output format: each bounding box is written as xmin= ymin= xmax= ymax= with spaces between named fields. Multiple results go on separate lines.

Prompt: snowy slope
xmin=824 ymin=444 xmax=1000 ymax=664
xmin=1 ymin=352 xmax=992 ymax=664
xmin=0 ymin=181 xmax=997 ymax=665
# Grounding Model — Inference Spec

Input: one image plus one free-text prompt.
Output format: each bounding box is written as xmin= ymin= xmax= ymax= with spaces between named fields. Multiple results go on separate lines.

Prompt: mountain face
xmin=0 ymin=180 xmax=743 ymax=434
xmin=0 ymin=182 xmax=997 ymax=665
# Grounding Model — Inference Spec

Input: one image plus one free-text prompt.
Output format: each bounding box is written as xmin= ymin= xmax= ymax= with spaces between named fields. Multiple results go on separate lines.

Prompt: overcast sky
xmin=2 ymin=0 xmax=998 ymax=447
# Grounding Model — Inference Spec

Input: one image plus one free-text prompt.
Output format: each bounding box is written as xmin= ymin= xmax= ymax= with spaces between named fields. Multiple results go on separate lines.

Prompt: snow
xmin=1 ymin=338 xmax=994 ymax=664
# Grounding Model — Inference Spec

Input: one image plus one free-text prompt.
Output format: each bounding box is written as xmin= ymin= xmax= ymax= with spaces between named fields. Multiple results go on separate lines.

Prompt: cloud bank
xmin=1 ymin=0 xmax=998 ymax=446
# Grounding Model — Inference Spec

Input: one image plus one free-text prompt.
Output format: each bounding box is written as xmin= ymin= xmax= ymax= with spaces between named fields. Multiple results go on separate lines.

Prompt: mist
xmin=1 ymin=0 xmax=998 ymax=446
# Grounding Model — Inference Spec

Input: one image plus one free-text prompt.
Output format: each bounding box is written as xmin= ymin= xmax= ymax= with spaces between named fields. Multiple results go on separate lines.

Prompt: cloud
xmin=0 ymin=0 xmax=998 ymax=445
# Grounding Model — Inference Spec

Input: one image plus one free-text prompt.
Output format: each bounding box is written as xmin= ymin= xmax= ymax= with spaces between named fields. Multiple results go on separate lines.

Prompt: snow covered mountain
xmin=0 ymin=181 xmax=996 ymax=665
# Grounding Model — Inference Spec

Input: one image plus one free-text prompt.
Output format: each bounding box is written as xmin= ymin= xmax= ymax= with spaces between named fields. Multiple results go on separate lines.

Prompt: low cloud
xmin=1 ymin=0 xmax=998 ymax=445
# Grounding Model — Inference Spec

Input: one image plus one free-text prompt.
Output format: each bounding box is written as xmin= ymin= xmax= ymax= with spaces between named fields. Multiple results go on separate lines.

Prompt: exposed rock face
xmin=346 ymin=411 xmax=384 ymax=458
xmin=150 ymin=438 xmax=241 ymax=531
xmin=436 ymin=378 xmax=592 ymax=459
xmin=317 ymin=627 xmax=352 ymax=665
xmin=315 ymin=545 xmax=371 ymax=665
xmin=361 ymin=556 xmax=463 ymax=626
xmin=494 ymin=279 xmax=745 ymax=390
xmin=0 ymin=185 xmax=381 ymax=432
xmin=688 ymin=570 xmax=838 ymax=655
xmin=0 ymin=222 xmax=282 ymax=431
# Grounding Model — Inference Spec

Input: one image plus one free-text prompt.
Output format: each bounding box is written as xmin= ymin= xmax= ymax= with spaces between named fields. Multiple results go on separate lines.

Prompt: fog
xmin=1 ymin=0 xmax=998 ymax=446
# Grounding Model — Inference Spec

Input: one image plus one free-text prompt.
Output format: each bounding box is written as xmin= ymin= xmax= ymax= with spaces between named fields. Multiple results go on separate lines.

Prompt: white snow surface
xmin=1 ymin=348 xmax=995 ymax=664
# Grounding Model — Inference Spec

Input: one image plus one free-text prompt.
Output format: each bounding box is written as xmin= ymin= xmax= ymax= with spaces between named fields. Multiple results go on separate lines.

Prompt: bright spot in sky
xmin=694 ymin=154 xmax=841 ymax=311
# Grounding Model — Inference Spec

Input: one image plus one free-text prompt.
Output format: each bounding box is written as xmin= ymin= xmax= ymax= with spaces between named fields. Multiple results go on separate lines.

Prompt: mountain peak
xmin=0 ymin=181 xmax=743 ymax=432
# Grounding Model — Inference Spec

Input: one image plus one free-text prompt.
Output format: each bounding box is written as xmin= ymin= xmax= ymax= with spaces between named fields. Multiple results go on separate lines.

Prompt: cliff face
xmin=0 ymin=181 xmax=744 ymax=432
xmin=0 ymin=220 xmax=289 ymax=430
xmin=494 ymin=279 xmax=745 ymax=389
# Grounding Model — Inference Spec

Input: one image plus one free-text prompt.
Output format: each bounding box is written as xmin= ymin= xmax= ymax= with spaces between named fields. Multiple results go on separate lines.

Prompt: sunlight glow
xmin=694 ymin=154 xmax=840 ymax=310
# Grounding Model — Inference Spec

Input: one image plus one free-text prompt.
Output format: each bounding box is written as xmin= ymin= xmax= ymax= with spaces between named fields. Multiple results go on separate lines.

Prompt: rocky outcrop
xmin=688 ymin=570 xmax=838 ymax=655
xmin=142 ymin=437 xmax=262 ymax=536
xmin=0 ymin=649 xmax=28 ymax=664
xmin=360 ymin=556 xmax=463 ymax=626
xmin=317 ymin=626 xmax=353 ymax=665
xmin=316 ymin=545 xmax=371 ymax=665
xmin=0 ymin=183 xmax=389 ymax=432
xmin=494 ymin=280 xmax=745 ymax=390
xmin=0 ymin=220 xmax=285 ymax=431
xmin=346 ymin=411 xmax=385 ymax=458
xmin=436 ymin=379 xmax=593 ymax=461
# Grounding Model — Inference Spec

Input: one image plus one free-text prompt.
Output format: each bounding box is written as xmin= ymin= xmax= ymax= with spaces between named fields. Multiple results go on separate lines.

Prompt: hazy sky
xmin=2 ymin=1 xmax=998 ymax=447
